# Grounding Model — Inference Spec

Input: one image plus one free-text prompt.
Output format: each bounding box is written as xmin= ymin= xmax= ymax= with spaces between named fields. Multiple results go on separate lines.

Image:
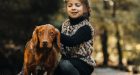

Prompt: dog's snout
xmin=43 ymin=41 xmax=48 ymax=46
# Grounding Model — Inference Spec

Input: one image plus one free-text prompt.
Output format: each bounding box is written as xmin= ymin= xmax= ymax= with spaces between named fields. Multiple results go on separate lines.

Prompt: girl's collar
xmin=69 ymin=16 xmax=87 ymax=25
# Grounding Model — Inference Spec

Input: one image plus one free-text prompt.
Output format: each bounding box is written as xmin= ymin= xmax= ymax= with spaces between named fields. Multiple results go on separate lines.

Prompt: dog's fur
xmin=23 ymin=24 xmax=61 ymax=75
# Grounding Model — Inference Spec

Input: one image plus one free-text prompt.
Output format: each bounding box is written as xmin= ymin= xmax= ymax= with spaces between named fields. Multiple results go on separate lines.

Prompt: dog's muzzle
xmin=42 ymin=41 xmax=48 ymax=47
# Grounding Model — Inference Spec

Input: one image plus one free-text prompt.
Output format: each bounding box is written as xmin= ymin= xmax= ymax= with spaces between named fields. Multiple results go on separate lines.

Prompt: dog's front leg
xmin=24 ymin=65 xmax=31 ymax=75
xmin=47 ymin=70 xmax=54 ymax=75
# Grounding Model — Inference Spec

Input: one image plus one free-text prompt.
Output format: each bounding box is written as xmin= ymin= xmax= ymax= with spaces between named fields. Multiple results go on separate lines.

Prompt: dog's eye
xmin=38 ymin=32 xmax=42 ymax=35
xmin=50 ymin=32 xmax=55 ymax=36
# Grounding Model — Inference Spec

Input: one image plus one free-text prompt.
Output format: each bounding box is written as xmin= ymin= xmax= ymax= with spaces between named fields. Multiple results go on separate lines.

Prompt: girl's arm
xmin=61 ymin=25 xmax=92 ymax=47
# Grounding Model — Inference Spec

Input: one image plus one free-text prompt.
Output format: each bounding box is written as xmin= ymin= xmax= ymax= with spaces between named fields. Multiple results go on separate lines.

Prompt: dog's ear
xmin=55 ymin=28 xmax=61 ymax=50
xmin=31 ymin=26 xmax=39 ymax=48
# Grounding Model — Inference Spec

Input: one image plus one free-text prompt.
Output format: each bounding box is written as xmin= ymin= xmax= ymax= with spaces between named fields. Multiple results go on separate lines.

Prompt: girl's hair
xmin=64 ymin=0 xmax=91 ymax=19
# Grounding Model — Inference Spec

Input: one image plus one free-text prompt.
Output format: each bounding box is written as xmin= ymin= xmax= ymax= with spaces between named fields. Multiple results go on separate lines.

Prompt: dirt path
xmin=91 ymin=67 xmax=140 ymax=75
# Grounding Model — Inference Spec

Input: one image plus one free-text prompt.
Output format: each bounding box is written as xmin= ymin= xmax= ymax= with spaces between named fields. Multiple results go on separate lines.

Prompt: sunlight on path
xmin=91 ymin=67 xmax=140 ymax=75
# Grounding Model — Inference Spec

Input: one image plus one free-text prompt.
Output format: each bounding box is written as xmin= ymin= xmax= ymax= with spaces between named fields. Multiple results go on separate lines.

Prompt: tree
xmin=100 ymin=26 xmax=108 ymax=66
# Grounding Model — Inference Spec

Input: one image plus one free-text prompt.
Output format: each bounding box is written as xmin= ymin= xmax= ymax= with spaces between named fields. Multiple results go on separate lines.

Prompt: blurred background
xmin=0 ymin=0 xmax=140 ymax=75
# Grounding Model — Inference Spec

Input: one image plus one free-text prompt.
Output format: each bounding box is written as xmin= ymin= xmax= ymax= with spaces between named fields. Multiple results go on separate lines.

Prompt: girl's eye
xmin=75 ymin=3 xmax=81 ymax=7
xmin=67 ymin=3 xmax=72 ymax=7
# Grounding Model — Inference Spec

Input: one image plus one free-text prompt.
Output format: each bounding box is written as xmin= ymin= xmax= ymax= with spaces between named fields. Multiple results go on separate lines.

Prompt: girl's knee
xmin=59 ymin=60 xmax=72 ymax=70
xmin=56 ymin=60 xmax=80 ymax=75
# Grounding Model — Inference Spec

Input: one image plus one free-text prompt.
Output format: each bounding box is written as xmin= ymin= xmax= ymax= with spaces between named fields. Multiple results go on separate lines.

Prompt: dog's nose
xmin=43 ymin=41 xmax=48 ymax=46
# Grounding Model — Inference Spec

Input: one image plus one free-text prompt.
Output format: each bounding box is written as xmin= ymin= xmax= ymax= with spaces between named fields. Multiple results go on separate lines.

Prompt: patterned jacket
xmin=60 ymin=18 xmax=96 ymax=67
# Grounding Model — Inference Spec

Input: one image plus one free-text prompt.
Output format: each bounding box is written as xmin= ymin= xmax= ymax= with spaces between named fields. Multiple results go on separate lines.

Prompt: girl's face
xmin=66 ymin=0 xmax=84 ymax=19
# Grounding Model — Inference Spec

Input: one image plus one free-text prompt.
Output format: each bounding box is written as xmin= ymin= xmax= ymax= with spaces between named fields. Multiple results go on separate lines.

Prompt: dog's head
xmin=31 ymin=24 xmax=60 ymax=50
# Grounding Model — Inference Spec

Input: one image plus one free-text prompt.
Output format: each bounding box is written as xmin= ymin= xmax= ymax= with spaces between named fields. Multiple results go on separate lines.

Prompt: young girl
xmin=54 ymin=0 xmax=96 ymax=75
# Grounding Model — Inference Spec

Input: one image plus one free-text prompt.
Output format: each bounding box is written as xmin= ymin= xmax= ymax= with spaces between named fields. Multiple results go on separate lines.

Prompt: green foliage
xmin=90 ymin=0 xmax=140 ymax=66
xmin=136 ymin=12 xmax=140 ymax=25
xmin=117 ymin=0 xmax=138 ymax=11
xmin=91 ymin=0 xmax=140 ymax=42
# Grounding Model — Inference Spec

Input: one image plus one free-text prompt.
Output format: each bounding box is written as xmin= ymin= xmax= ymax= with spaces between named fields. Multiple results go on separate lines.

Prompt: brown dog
xmin=23 ymin=24 xmax=61 ymax=75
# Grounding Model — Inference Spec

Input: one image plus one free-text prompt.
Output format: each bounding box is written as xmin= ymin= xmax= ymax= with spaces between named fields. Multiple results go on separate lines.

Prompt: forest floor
xmin=91 ymin=67 xmax=140 ymax=75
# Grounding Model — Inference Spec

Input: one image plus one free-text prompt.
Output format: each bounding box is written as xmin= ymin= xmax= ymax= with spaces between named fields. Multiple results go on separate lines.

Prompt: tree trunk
xmin=101 ymin=27 xmax=108 ymax=66
xmin=112 ymin=1 xmax=123 ymax=66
